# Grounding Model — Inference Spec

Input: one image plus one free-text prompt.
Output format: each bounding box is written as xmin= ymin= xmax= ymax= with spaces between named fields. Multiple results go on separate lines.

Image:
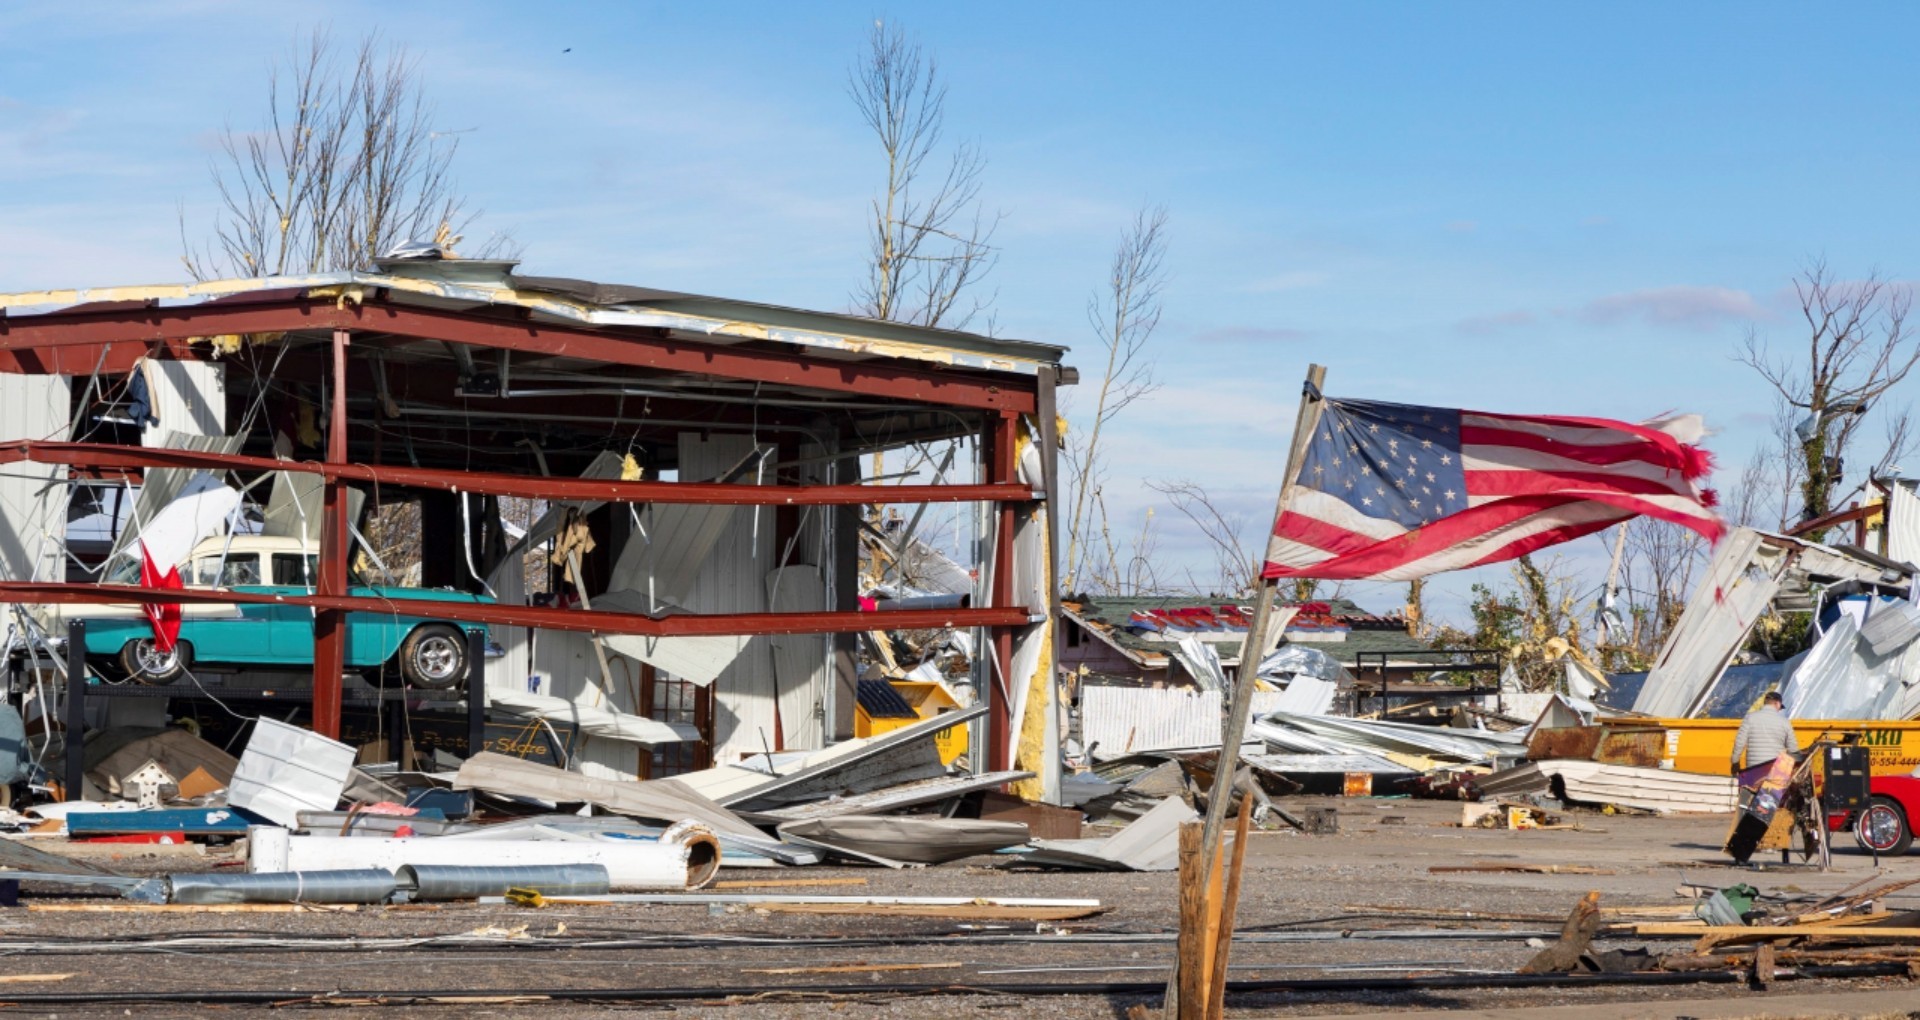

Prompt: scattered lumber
xmin=1430 ymin=863 xmax=1614 ymax=875
xmin=28 ymin=903 xmax=359 ymax=914
xmin=712 ymin=877 xmax=870 ymax=889
xmin=742 ymin=902 xmax=1104 ymax=921
xmin=743 ymin=962 xmax=963 ymax=976
xmin=1638 ymin=923 xmax=1920 ymax=947
xmin=1519 ymin=891 xmax=1604 ymax=974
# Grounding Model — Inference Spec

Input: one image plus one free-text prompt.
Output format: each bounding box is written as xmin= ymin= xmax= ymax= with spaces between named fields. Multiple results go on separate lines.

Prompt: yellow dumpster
xmin=854 ymin=679 xmax=969 ymax=765
xmin=1647 ymin=717 xmax=1920 ymax=777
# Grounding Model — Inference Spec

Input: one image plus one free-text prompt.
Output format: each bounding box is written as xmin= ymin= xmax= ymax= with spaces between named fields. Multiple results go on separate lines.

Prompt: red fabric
xmin=137 ymin=542 xmax=183 ymax=653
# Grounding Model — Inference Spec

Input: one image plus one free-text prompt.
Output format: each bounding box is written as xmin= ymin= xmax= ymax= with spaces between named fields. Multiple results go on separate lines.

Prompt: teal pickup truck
xmin=80 ymin=535 xmax=498 ymax=689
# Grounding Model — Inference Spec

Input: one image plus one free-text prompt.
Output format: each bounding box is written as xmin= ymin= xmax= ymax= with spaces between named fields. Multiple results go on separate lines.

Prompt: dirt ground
xmin=5 ymin=797 xmax=1919 ymax=1018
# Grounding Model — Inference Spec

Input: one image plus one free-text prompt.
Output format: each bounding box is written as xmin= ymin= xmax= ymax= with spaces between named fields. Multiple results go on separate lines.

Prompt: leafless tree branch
xmin=182 ymin=28 xmax=510 ymax=280
xmin=1063 ymin=205 xmax=1168 ymax=589
xmin=1736 ymin=259 xmax=1917 ymax=528
xmin=849 ymin=22 xmax=998 ymax=330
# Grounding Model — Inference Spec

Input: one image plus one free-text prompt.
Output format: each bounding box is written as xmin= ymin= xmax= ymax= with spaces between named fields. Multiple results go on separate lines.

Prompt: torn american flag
xmin=1262 ymin=397 xmax=1722 ymax=581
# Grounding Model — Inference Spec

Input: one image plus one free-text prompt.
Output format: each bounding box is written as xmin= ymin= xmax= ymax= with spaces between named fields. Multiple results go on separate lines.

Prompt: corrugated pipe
xmin=397 ymin=864 xmax=610 ymax=901
xmin=168 ymin=869 xmax=398 ymax=906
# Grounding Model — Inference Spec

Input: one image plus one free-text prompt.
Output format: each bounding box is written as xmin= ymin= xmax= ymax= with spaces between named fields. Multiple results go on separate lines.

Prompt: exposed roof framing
xmin=0 ymin=268 xmax=1066 ymax=411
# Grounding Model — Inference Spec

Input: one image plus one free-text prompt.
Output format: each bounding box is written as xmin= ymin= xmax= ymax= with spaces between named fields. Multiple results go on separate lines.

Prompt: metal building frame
xmin=0 ymin=271 xmax=1067 ymax=777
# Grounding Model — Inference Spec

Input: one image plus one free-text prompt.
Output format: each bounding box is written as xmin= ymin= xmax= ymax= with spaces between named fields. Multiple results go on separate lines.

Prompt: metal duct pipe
xmin=168 ymin=869 xmax=397 ymax=906
xmin=871 ymin=592 xmax=970 ymax=611
xmin=256 ymin=821 xmax=723 ymax=891
xmin=396 ymin=864 xmax=610 ymax=901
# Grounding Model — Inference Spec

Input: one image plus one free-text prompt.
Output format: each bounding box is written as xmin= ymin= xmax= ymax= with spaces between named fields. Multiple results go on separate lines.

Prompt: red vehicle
xmin=1826 ymin=775 xmax=1920 ymax=856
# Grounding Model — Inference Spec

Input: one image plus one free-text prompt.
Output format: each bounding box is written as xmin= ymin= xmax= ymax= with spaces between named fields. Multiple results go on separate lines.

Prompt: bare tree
xmin=181 ymin=29 xmax=504 ymax=280
xmin=1738 ymin=261 xmax=1919 ymax=531
xmin=848 ymin=21 xmax=998 ymax=329
xmin=1148 ymin=479 xmax=1255 ymax=595
xmin=1063 ymin=206 xmax=1168 ymax=590
xmin=1604 ymin=517 xmax=1707 ymax=668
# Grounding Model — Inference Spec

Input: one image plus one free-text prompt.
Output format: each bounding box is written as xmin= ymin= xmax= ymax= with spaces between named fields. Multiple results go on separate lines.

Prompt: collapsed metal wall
xmin=0 ymin=374 xmax=67 ymax=649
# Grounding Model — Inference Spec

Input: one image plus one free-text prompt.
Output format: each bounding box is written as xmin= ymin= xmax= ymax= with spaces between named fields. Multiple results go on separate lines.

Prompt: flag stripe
xmin=1466 ymin=467 xmax=1705 ymax=501
xmin=1463 ymin=410 xmax=1707 ymax=452
xmin=1287 ymin=487 xmax=1411 ymax=541
xmin=1466 ymin=445 xmax=1712 ymax=484
xmin=1264 ymin=396 xmax=1722 ymax=581
xmin=1460 ymin=424 xmax=1693 ymax=473
xmin=1270 ymin=494 xmax=1603 ymax=579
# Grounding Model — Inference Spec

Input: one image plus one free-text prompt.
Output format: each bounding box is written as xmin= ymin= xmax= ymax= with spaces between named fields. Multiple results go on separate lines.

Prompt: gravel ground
xmin=4 ymin=798 xmax=1918 ymax=1018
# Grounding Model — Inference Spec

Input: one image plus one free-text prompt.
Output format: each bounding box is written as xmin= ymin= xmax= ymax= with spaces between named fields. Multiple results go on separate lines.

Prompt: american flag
xmin=1262 ymin=397 xmax=1722 ymax=581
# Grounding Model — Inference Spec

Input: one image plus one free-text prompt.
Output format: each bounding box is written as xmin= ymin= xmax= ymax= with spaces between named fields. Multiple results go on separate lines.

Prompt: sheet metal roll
xmin=169 ymin=868 xmax=397 ymax=905
xmin=396 ymin=864 xmax=611 ymax=901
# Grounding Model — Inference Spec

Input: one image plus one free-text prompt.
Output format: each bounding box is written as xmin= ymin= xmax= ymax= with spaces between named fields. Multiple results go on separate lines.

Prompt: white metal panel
xmin=258 ymin=471 xmax=365 ymax=543
xmin=676 ymin=434 xmax=776 ymax=764
xmin=140 ymin=361 xmax=224 ymax=446
xmin=609 ymin=503 xmax=738 ymax=608
xmin=109 ymin=434 xmax=245 ymax=561
xmin=0 ymin=374 xmax=69 ymax=650
xmin=1632 ymin=529 xmax=1783 ymax=717
xmin=1078 ymin=686 xmax=1285 ymax=760
xmin=766 ymin=565 xmax=827 ymax=749
xmin=1890 ymin=481 xmax=1920 ymax=566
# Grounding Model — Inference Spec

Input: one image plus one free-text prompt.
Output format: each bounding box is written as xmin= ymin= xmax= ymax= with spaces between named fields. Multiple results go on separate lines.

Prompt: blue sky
xmin=5 ymin=2 xmax=1918 ymax=623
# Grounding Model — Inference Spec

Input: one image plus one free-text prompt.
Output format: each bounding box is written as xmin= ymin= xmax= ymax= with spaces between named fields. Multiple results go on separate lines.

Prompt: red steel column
xmin=989 ymin=411 xmax=1018 ymax=773
xmin=311 ymin=329 xmax=351 ymax=739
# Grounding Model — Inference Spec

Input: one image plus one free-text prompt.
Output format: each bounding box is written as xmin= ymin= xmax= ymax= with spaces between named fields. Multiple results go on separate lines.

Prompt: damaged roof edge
xmin=0 ymin=270 xmax=1069 ymax=377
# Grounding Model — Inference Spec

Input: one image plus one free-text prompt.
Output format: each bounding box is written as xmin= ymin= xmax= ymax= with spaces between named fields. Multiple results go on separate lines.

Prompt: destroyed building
xmin=0 ymin=258 xmax=1068 ymax=802
xmin=1058 ymin=595 xmax=1413 ymax=687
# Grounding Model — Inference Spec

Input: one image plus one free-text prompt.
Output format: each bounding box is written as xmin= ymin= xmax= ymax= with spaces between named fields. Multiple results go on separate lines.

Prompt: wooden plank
xmin=1429 ymin=864 xmax=1614 ymax=875
xmin=711 ymin=877 xmax=870 ymax=889
xmin=1205 ymin=797 xmax=1254 ymax=1019
xmin=1520 ymin=891 xmax=1604 ymax=974
xmin=28 ymin=903 xmax=358 ymax=914
xmin=739 ymin=903 xmax=1104 ymax=921
xmin=743 ymin=962 xmax=962 ymax=976
xmin=1175 ymin=819 xmax=1207 ymax=1019
xmin=0 ymin=975 xmax=74 ymax=984
xmin=1640 ymin=924 xmax=1920 ymax=939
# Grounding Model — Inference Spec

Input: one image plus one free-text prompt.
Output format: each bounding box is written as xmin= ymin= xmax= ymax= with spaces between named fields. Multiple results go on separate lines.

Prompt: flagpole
xmin=1166 ymin=363 xmax=1325 ymax=1017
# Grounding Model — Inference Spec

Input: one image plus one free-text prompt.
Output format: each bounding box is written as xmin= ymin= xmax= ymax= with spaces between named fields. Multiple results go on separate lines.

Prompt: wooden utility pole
xmin=1165 ymin=364 xmax=1325 ymax=1018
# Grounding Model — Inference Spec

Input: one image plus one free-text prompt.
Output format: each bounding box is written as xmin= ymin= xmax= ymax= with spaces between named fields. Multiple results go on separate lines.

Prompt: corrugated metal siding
xmin=1079 ymin=686 xmax=1285 ymax=760
xmin=677 ymin=434 xmax=777 ymax=764
xmin=1633 ymin=529 xmax=1781 ymax=717
xmin=767 ymin=564 xmax=827 ymax=750
xmin=0 ymin=375 xmax=69 ymax=646
xmin=140 ymin=361 xmax=224 ymax=445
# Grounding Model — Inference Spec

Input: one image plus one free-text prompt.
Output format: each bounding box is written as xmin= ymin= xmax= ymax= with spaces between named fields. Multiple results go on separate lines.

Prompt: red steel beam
xmin=0 ymin=582 xmax=1030 ymax=638
xmin=0 ymin=441 xmax=1039 ymax=506
xmin=0 ymin=340 xmax=147 ymax=376
xmin=0 ymin=298 xmax=1038 ymax=413
xmin=310 ymin=329 xmax=350 ymax=739
xmin=1785 ymin=501 xmax=1871 ymax=542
